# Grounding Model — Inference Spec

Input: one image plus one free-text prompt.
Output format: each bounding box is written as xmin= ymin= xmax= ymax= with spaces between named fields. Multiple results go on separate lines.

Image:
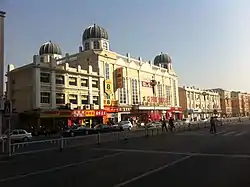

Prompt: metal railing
xmin=0 ymin=117 xmax=249 ymax=157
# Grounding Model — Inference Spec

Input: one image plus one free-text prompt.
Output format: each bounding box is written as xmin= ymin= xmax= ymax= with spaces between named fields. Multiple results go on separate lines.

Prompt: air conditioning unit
xmin=85 ymin=104 xmax=90 ymax=109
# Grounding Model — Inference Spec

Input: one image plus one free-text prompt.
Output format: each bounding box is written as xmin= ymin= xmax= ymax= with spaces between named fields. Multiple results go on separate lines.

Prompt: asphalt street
xmin=0 ymin=122 xmax=250 ymax=187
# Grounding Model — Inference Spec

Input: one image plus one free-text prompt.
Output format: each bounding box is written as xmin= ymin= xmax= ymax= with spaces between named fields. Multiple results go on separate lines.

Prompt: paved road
xmin=1 ymin=119 xmax=247 ymax=155
xmin=0 ymin=122 xmax=250 ymax=186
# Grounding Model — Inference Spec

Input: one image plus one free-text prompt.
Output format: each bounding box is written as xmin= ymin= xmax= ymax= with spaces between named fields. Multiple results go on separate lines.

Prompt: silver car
xmin=3 ymin=129 xmax=32 ymax=142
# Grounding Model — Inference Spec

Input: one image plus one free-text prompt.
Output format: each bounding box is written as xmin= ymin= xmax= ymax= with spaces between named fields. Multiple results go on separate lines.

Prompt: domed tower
xmin=154 ymin=52 xmax=172 ymax=70
xmin=39 ymin=41 xmax=62 ymax=63
xmin=82 ymin=24 xmax=109 ymax=51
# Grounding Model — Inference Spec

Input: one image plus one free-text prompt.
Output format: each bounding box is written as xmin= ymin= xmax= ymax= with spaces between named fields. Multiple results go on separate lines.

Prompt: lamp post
xmin=225 ymin=97 xmax=229 ymax=117
xmin=0 ymin=11 xmax=6 ymax=136
xmin=202 ymin=92 xmax=208 ymax=118
xmin=150 ymin=77 xmax=157 ymax=122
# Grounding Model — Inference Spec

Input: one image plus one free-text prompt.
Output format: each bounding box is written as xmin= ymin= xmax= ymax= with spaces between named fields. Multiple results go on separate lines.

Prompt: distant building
xmin=6 ymin=24 xmax=181 ymax=132
xmin=230 ymin=91 xmax=249 ymax=117
xmin=210 ymin=88 xmax=232 ymax=117
xmin=179 ymin=86 xmax=221 ymax=120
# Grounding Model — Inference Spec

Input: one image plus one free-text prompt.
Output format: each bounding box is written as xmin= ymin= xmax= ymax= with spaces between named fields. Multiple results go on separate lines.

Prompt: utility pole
xmin=0 ymin=11 xmax=6 ymax=135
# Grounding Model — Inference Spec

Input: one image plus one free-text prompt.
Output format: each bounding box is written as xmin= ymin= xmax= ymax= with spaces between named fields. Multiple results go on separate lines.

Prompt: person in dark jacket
xmin=169 ymin=117 xmax=175 ymax=132
xmin=210 ymin=117 xmax=216 ymax=134
xmin=162 ymin=119 xmax=168 ymax=132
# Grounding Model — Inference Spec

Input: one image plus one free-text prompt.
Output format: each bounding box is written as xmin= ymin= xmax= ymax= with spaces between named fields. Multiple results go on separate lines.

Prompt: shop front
xmin=131 ymin=105 xmax=170 ymax=123
xmin=71 ymin=110 xmax=107 ymax=127
xmin=119 ymin=106 xmax=132 ymax=121
xmin=167 ymin=107 xmax=183 ymax=120
xmin=104 ymin=106 xmax=119 ymax=124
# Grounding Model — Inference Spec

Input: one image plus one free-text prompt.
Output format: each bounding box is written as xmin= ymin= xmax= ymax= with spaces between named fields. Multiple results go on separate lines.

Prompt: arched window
xmin=131 ymin=79 xmax=139 ymax=104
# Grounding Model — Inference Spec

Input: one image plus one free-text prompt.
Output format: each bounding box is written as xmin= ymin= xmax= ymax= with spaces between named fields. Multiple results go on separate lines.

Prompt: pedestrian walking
xmin=210 ymin=117 xmax=216 ymax=134
xmin=162 ymin=119 xmax=168 ymax=132
xmin=169 ymin=117 xmax=175 ymax=132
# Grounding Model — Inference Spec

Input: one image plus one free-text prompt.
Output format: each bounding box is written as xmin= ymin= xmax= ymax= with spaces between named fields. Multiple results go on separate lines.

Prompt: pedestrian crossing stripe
xmin=222 ymin=131 xmax=236 ymax=136
xmin=176 ymin=131 xmax=249 ymax=137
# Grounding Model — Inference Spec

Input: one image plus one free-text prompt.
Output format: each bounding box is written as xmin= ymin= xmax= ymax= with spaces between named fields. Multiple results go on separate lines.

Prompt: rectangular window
xmin=69 ymin=77 xmax=77 ymax=86
xmin=93 ymin=96 xmax=99 ymax=105
xmin=157 ymin=84 xmax=163 ymax=98
xmin=40 ymin=57 xmax=44 ymax=63
xmin=81 ymin=95 xmax=89 ymax=105
xmin=40 ymin=73 xmax=50 ymax=83
xmin=92 ymin=80 xmax=98 ymax=88
xmin=84 ymin=42 xmax=89 ymax=50
xmin=69 ymin=94 xmax=77 ymax=104
xmin=105 ymin=63 xmax=110 ymax=79
xmin=165 ymin=85 xmax=171 ymax=105
xmin=103 ymin=42 xmax=108 ymax=50
xmin=131 ymin=79 xmax=139 ymax=105
xmin=56 ymin=75 xmax=64 ymax=85
xmin=40 ymin=92 xmax=51 ymax=104
xmin=119 ymin=77 xmax=127 ymax=104
xmin=93 ymin=41 xmax=100 ymax=49
xmin=81 ymin=78 xmax=88 ymax=87
xmin=56 ymin=93 xmax=65 ymax=104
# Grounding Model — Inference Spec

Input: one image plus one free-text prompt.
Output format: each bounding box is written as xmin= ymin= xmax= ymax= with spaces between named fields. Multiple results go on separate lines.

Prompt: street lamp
xmin=202 ymin=92 xmax=208 ymax=118
xmin=225 ymin=97 xmax=229 ymax=117
xmin=150 ymin=77 xmax=157 ymax=121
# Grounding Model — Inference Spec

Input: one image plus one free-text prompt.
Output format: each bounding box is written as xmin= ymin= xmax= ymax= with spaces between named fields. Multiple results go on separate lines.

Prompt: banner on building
xmin=105 ymin=79 xmax=113 ymax=95
xmin=116 ymin=67 xmax=123 ymax=88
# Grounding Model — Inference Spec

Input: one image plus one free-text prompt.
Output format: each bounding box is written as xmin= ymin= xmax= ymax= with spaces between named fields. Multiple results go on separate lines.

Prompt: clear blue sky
xmin=2 ymin=0 xmax=250 ymax=91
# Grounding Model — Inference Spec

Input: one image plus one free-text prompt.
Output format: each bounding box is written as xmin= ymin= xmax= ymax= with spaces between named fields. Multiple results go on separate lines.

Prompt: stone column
xmin=88 ymin=65 xmax=93 ymax=104
xmin=51 ymin=71 xmax=56 ymax=108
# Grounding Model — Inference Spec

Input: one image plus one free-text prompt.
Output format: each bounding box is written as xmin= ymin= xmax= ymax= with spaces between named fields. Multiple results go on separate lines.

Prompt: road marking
xmin=222 ymin=131 xmax=236 ymax=136
xmin=0 ymin=152 xmax=124 ymax=183
xmin=234 ymin=131 xmax=248 ymax=136
xmin=114 ymin=155 xmax=191 ymax=187
xmin=94 ymin=148 xmax=250 ymax=159
xmin=215 ymin=131 xmax=227 ymax=135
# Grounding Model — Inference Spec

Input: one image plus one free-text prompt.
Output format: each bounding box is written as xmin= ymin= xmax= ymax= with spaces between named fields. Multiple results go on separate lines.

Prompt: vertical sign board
xmin=104 ymin=79 xmax=113 ymax=95
xmin=116 ymin=67 xmax=123 ymax=88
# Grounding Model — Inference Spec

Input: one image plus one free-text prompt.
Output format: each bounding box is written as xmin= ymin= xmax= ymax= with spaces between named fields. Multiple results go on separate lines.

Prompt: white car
xmin=2 ymin=129 xmax=32 ymax=142
xmin=115 ymin=121 xmax=133 ymax=131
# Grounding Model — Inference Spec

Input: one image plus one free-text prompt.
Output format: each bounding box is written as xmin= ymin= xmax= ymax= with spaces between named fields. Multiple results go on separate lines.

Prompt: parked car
xmin=145 ymin=121 xmax=163 ymax=128
xmin=114 ymin=121 xmax=133 ymax=130
xmin=62 ymin=125 xmax=94 ymax=137
xmin=2 ymin=129 xmax=32 ymax=142
xmin=94 ymin=124 xmax=124 ymax=133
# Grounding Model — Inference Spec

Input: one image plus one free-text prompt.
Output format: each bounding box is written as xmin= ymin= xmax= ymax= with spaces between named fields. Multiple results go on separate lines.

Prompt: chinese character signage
xmin=142 ymin=81 xmax=151 ymax=87
xmin=105 ymin=79 xmax=113 ymax=95
xmin=116 ymin=67 xmax=123 ymax=88
xmin=146 ymin=96 xmax=168 ymax=105
xmin=71 ymin=110 xmax=107 ymax=117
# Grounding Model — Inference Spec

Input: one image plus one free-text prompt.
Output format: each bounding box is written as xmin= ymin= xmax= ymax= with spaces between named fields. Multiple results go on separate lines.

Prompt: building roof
xmin=154 ymin=52 xmax=172 ymax=65
xmin=82 ymin=24 xmax=108 ymax=41
xmin=39 ymin=41 xmax=62 ymax=56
